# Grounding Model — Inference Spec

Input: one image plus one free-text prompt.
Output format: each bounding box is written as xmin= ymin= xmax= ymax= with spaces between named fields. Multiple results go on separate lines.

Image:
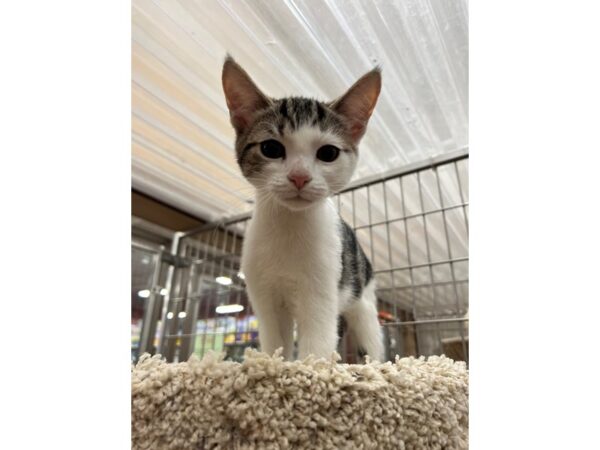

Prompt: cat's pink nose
xmin=288 ymin=173 xmax=312 ymax=190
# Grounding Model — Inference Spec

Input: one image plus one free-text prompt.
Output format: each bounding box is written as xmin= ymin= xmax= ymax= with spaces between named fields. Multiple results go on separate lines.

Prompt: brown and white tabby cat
xmin=222 ymin=56 xmax=383 ymax=360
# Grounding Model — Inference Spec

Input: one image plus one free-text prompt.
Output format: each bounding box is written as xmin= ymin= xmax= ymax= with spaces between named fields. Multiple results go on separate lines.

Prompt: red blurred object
xmin=378 ymin=311 xmax=394 ymax=322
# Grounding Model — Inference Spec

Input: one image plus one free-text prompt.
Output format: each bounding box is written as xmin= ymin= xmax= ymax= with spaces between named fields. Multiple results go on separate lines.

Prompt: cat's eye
xmin=316 ymin=145 xmax=340 ymax=163
xmin=260 ymin=140 xmax=286 ymax=159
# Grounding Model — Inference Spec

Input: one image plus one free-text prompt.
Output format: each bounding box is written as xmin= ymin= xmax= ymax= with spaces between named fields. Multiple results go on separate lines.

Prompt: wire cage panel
xmin=150 ymin=151 xmax=468 ymax=364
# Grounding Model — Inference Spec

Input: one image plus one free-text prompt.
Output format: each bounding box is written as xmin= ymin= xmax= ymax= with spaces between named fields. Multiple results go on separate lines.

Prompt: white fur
xmin=342 ymin=279 xmax=384 ymax=360
xmin=241 ymin=195 xmax=340 ymax=360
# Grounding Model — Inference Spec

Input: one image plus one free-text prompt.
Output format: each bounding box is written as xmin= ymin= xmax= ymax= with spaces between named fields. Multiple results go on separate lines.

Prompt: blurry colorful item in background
xmin=192 ymin=315 xmax=259 ymax=359
xmin=235 ymin=315 xmax=258 ymax=333
xmin=131 ymin=319 xmax=142 ymax=348
xmin=152 ymin=322 xmax=161 ymax=349
xmin=131 ymin=319 xmax=142 ymax=361
xmin=378 ymin=311 xmax=394 ymax=322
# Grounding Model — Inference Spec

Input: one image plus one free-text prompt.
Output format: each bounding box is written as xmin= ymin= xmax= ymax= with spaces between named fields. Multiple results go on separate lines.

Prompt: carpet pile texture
xmin=132 ymin=350 xmax=468 ymax=449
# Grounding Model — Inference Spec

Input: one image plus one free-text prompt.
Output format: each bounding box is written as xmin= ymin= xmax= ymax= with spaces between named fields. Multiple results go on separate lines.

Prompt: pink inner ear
xmin=226 ymin=91 xmax=253 ymax=131
xmin=231 ymin=111 xmax=248 ymax=130
xmin=225 ymin=91 xmax=244 ymax=112
xmin=349 ymin=120 xmax=366 ymax=141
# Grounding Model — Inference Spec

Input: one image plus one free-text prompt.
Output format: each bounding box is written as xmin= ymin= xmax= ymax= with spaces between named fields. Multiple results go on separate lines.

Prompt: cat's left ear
xmin=222 ymin=56 xmax=271 ymax=135
xmin=330 ymin=68 xmax=381 ymax=143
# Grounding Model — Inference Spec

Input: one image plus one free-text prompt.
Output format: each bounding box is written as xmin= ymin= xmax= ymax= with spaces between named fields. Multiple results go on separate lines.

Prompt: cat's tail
xmin=343 ymin=280 xmax=384 ymax=361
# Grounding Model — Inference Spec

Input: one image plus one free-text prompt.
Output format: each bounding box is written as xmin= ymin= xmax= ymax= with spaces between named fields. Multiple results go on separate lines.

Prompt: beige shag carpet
xmin=132 ymin=350 xmax=468 ymax=449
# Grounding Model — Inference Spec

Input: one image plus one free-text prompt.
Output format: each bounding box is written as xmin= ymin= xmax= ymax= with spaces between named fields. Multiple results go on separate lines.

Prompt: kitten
xmin=222 ymin=56 xmax=384 ymax=361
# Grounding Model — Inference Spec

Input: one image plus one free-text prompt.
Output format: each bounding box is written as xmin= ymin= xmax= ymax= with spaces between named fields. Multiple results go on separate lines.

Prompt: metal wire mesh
xmin=141 ymin=151 xmax=468 ymax=364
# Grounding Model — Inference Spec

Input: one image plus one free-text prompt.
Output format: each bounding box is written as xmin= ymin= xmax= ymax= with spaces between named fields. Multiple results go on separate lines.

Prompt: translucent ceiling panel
xmin=132 ymin=0 xmax=468 ymax=221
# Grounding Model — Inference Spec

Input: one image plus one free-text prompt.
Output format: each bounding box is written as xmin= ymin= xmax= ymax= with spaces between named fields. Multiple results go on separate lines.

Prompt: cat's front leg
xmin=295 ymin=285 xmax=339 ymax=359
xmin=246 ymin=285 xmax=292 ymax=357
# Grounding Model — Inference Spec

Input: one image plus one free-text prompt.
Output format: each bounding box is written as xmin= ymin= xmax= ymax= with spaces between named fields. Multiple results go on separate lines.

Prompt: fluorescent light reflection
xmin=215 ymin=276 xmax=232 ymax=286
xmin=216 ymin=304 xmax=244 ymax=314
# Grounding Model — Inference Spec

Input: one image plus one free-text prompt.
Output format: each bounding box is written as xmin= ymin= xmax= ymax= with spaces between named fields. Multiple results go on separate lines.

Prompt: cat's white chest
xmin=241 ymin=200 xmax=342 ymax=296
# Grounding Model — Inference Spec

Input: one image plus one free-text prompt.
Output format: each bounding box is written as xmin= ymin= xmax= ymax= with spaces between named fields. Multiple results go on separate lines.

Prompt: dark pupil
xmin=260 ymin=140 xmax=285 ymax=159
xmin=316 ymin=145 xmax=340 ymax=162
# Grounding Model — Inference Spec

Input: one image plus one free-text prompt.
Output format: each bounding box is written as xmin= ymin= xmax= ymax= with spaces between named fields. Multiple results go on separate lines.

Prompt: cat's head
xmin=222 ymin=56 xmax=381 ymax=211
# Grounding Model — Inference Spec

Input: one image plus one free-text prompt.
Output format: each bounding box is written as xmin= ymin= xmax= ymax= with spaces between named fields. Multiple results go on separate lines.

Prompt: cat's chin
xmin=276 ymin=195 xmax=322 ymax=211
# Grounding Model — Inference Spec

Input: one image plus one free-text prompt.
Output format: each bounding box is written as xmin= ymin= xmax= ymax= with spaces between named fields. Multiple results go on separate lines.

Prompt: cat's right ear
xmin=222 ymin=56 xmax=271 ymax=135
xmin=330 ymin=68 xmax=381 ymax=143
